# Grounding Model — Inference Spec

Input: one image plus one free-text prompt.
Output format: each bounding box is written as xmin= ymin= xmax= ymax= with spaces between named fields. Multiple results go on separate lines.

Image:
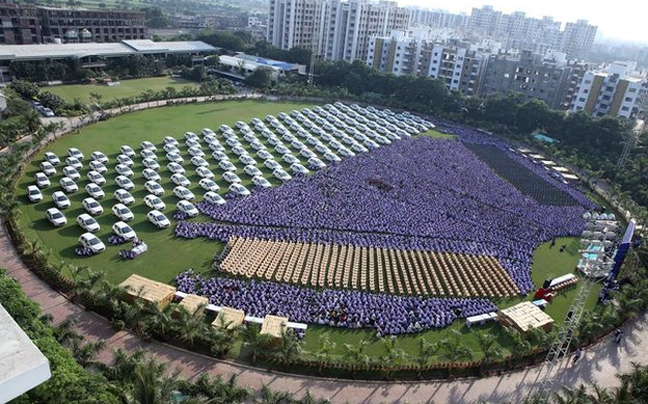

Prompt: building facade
xmin=267 ymin=0 xmax=409 ymax=62
xmin=0 ymin=2 xmax=41 ymax=44
xmin=561 ymin=19 xmax=598 ymax=60
xmin=0 ymin=1 xmax=146 ymax=44
xmin=571 ymin=61 xmax=648 ymax=119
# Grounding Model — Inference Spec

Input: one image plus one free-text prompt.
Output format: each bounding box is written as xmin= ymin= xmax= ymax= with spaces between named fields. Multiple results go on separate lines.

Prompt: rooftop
xmin=0 ymin=40 xmax=217 ymax=62
xmin=0 ymin=303 xmax=51 ymax=403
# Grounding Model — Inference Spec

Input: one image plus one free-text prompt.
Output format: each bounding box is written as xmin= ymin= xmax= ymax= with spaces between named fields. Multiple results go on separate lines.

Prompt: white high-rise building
xmin=267 ymin=0 xmax=409 ymax=62
xmin=561 ymin=19 xmax=598 ymax=60
xmin=571 ymin=61 xmax=648 ymax=119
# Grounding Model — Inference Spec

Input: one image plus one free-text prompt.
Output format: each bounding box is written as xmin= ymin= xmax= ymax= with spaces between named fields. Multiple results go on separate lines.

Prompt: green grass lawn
xmin=16 ymin=100 xmax=313 ymax=284
xmin=45 ymin=76 xmax=199 ymax=103
xmin=15 ymin=100 xmax=599 ymax=365
xmin=418 ymin=129 xmax=457 ymax=139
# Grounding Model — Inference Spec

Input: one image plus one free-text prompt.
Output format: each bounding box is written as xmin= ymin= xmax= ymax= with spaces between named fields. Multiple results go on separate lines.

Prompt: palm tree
xmin=476 ymin=332 xmax=504 ymax=374
xmin=241 ymin=324 xmax=274 ymax=364
xmin=414 ymin=336 xmax=440 ymax=379
xmin=618 ymin=362 xmax=648 ymax=400
xmin=141 ymin=303 xmax=175 ymax=341
xmin=380 ymin=336 xmax=407 ymax=379
xmin=342 ymin=338 xmax=371 ymax=378
xmin=505 ymin=328 xmax=531 ymax=368
xmin=314 ymin=332 xmax=337 ymax=374
xmin=440 ymin=330 xmax=474 ymax=376
xmin=258 ymin=384 xmax=295 ymax=404
xmin=115 ymin=357 xmax=179 ymax=404
xmin=174 ymin=306 xmax=208 ymax=348
xmin=274 ymin=329 xmax=302 ymax=370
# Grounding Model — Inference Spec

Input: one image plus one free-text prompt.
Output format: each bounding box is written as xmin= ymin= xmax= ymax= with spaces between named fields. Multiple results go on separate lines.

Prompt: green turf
xmin=45 ymin=77 xmax=199 ymax=103
xmin=16 ymin=100 xmax=314 ymax=284
xmin=417 ymin=129 xmax=457 ymax=139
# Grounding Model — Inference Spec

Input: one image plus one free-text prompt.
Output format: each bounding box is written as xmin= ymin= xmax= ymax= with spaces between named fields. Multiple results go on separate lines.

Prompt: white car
xmin=338 ymin=147 xmax=356 ymax=158
xmin=142 ymin=158 xmax=160 ymax=170
xmin=82 ymin=197 xmax=103 ymax=215
xmin=79 ymin=233 xmax=105 ymax=254
xmin=222 ymin=171 xmax=242 ymax=184
xmin=282 ymin=154 xmax=300 ymax=164
xmin=120 ymin=145 xmax=135 ymax=157
xmin=308 ymin=157 xmax=327 ymax=170
xmin=186 ymin=139 xmax=200 ymax=149
xmin=166 ymin=152 xmax=183 ymax=163
xmin=59 ymin=177 xmax=78 ymax=193
xmin=147 ymin=210 xmax=170 ymax=229
xmin=39 ymin=161 xmax=56 ymax=177
xmin=87 ymin=170 xmax=106 ymax=186
xmin=257 ymin=150 xmax=274 ymax=160
xmin=163 ymin=136 xmax=179 ymax=146
xmin=190 ymin=156 xmax=209 ymax=167
xmin=115 ymin=175 xmax=135 ymax=191
xmin=314 ymin=144 xmax=331 ymax=154
xmin=204 ymin=191 xmax=225 ymax=205
xmin=211 ymin=151 xmax=229 ymax=162
xmin=67 ymin=147 xmax=84 ymax=160
xmin=187 ymin=147 xmax=204 ymax=157
xmin=45 ymin=208 xmax=67 ymax=227
xmin=219 ymin=160 xmax=237 ymax=172
xmin=141 ymin=149 xmax=157 ymax=160
xmin=91 ymin=151 xmax=109 ymax=164
xmin=198 ymin=178 xmax=219 ymax=192
xmin=290 ymin=163 xmax=310 ymax=175
xmin=140 ymin=141 xmax=157 ymax=151
xmin=275 ymin=144 xmax=290 ymax=154
xmin=231 ymin=146 xmax=247 ymax=156
xmin=61 ymin=166 xmax=80 ymax=182
xmin=323 ymin=152 xmax=342 ymax=162
xmin=250 ymin=141 xmax=266 ymax=152
xmin=65 ymin=157 xmax=82 ymax=170
xmin=144 ymin=194 xmax=166 ymax=210
xmin=351 ymin=143 xmax=369 ymax=153
xmin=228 ymin=183 xmax=251 ymax=197
xmin=115 ymin=164 xmax=134 ymax=177
xmin=77 ymin=213 xmax=100 ymax=233
xmin=52 ymin=191 xmax=70 ymax=209
xmin=264 ymin=159 xmax=281 ymax=170
xmin=144 ymin=180 xmax=164 ymax=196
xmin=252 ymin=175 xmax=272 ymax=189
xmin=273 ymin=169 xmax=292 ymax=182
xmin=142 ymin=168 xmax=161 ymax=182
xmin=114 ymin=189 xmax=135 ymax=205
xmin=239 ymin=155 xmax=257 ymax=165
xmin=27 ymin=185 xmax=43 ymax=203
xmin=184 ymin=131 xmax=198 ymax=141
xmin=35 ymin=172 xmax=50 ymax=188
xmin=85 ymin=184 xmax=105 ymax=199
xmin=167 ymin=162 xmax=185 ymax=174
xmin=112 ymin=203 xmax=134 ymax=222
xmin=173 ymin=186 xmax=195 ymax=201
xmin=209 ymin=142 xmax=226 ymax=152
xmin=112 ymin=221 xmax=137 ymax=241
xmin=89 ymin=160 xmax=107 ymax=174
xmin=196 ymin=166 xmax=215 ymax=179
xmin=226 ymin=137 xmax=241 ymax=147
xmin=163 ymin=143 xmax=180 ymax=154
xmin=171 ymin=173 xmax=190 ymax=187
xmin=44 ymin=152 xmax=60 ymax=166
xmin=176 ymin=200 xmax=199 ymax=217
xmin=116 ymin=154 xmax=134 ymax=167
xmin=244 ymin=165 xmax=262 ymax=177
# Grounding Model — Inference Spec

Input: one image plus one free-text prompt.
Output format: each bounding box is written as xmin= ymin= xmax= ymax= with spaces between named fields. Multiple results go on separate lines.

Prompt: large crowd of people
xmin=178 ymin=135 xmax=591 ymax=294
xmin=175 ymin=269 xmax=497 ymax=335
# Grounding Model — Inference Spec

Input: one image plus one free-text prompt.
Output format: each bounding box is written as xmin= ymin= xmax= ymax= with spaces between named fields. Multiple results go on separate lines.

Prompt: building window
xmin=625 ymin=97 xmax=633 ymax=102
xmin=621 ymin=106 xmax=629 ymax=111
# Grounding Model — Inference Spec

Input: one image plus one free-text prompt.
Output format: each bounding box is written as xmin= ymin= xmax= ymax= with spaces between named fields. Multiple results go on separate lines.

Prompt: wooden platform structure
xmin=118 ymin=274 xmax=176 ymax=310
xmin=212 ymin=306 xmax=245 ymax=330
xmin=260 ymin=314 xmax=289 ymax=339
xmin=498 ymin=301 xmax=554 ymax=333
xmin=178 ymin=293 xmax=209 ymax=316
xmin=220 ymin=237 xmax=519 ymax=297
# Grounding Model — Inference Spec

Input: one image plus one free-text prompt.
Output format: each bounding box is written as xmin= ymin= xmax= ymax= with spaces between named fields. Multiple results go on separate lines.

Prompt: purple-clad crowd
xmin=176 ymin=136 xmax=590 ymax=294
xmin=175 ymin=270 xmax=497 ymax=335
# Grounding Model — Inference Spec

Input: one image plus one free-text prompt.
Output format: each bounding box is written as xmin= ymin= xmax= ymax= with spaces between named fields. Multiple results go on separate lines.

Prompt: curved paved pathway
xmin=2 ymin=222 xmax=646 ymax=404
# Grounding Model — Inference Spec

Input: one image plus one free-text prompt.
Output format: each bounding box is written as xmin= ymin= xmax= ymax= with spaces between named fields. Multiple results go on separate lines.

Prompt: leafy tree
xmin=414 ymin=336 xmax=440 ymax=378
xmin=245 ymin=67 xmax=274 ymax=89
xmin=241 ymin=323 xmax=274 ymax=364
xmin=38 ymin=91 xmax=66 ymax=112
xmin=10 ymin=79 xmax=40 ymax=99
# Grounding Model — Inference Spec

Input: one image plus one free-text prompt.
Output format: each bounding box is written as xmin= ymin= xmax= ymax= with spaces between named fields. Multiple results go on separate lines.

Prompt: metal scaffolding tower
xmin=616 ymin=119 xmax=645 ymax=169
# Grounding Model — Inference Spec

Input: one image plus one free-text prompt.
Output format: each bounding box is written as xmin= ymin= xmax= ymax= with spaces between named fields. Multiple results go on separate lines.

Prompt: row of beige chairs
xmin=220 ymin=237 xmax=520 ymax=298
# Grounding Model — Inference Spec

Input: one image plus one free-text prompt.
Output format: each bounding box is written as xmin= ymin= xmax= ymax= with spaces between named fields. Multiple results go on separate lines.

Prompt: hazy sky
xmin=399 ymin=0 xmax=648 ymax=43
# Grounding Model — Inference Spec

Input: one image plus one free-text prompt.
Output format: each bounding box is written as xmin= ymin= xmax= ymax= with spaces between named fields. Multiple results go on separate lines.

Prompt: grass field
xmin=15 ymin=99 xmax=598 ymax=364
xmin=16 ymin=100 xmax=313 ymax=284
xmin=45 ymin=77 xmax=199 ymax=103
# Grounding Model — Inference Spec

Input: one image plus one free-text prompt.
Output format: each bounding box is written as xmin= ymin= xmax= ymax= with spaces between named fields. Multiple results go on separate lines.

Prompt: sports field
xmin=45 ymin=76 xmax=199 ymax=103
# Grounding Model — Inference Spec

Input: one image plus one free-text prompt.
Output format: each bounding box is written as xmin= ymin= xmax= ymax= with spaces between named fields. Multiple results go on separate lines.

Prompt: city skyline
xmin=400 ymin=0 xmax=647 ymax=44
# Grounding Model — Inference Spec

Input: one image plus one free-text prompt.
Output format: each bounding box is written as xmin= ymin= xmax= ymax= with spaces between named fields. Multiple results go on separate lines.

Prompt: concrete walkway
xmin=1 ymin=221 xmax=646 ymax=404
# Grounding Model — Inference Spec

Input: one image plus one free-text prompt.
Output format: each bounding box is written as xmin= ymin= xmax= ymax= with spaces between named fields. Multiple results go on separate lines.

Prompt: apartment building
xmin=267 ymin=0 xmax=409 ymax=62
xmin=406 ymin=7 xmax=468 ymax=30
xmin=561 ymin=19 xmax=598 ymax=60
xmin=0 ymin=2 xmax=41 ymax=44
xmin=571 ymin=61 xmax=648 ymax=118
